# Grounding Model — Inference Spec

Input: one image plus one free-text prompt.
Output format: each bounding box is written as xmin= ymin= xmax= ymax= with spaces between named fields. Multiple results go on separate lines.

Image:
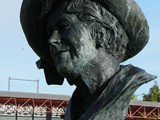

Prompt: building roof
xmin=1 ymin=91 xmax=160 ymax=108
xmin=130 ymin=100 xmax=160 ymax=107
xmin=0 ymin=91 xmax=70 ymax=101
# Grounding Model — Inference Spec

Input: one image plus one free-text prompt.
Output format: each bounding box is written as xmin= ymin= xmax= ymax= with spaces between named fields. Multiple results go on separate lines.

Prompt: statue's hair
xmin=66 ymin=0 xmax=129 ymax=61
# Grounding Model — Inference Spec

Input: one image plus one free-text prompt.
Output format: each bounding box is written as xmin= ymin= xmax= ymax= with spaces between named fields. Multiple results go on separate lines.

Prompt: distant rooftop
xmin=130 ymin=100 xmax=160 ymax=107
xmin=1 ymin=91 xmax=160 ymax=108
xmin=0 ymin=91 xmax=70 ymax=101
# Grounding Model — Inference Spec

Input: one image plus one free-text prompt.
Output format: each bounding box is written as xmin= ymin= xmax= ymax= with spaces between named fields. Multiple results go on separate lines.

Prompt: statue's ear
xmin=95 ymin=27 xmax=107 ymax=48
xmin=95 ymin=27 xmax=114 ymax=49
xmin=36 ymin=59 xmax=64 ymax=85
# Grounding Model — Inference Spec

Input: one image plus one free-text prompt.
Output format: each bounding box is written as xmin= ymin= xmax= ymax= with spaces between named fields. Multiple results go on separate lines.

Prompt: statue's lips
xmin=50 ymin=45 xmax=69 ymax=57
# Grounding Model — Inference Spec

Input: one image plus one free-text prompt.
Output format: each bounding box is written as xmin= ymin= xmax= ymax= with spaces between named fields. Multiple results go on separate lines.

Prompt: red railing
xmin=126 ymin=101 xmax=160 ymax=120
xmin=1 ymin=91 xmax=160 ymax=119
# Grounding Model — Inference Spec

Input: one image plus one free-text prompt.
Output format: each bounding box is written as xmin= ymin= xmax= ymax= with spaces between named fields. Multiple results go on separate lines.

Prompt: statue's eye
xmin=78 ymin=13 xmax=95 ymax=22
xmin=57 ymin=20 xmax=70 ymax=32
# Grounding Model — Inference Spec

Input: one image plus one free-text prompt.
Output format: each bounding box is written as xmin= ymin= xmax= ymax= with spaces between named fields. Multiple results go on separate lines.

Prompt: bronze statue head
xmin=20 ymin=0 xmax=149 ymax=85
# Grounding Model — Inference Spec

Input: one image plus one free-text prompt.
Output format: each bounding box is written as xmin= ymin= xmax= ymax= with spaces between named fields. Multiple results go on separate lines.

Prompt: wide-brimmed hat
xmin=20 ymin=0 xmax=149 ymax=84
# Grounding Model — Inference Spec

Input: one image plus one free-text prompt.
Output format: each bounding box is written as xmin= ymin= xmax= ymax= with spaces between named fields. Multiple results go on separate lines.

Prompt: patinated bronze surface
xmin=20 ymin=0 xmax=156 ymax=119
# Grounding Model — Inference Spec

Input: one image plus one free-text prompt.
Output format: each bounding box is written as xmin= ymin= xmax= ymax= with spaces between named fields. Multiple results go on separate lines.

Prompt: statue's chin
xmin=56 ymin=66 xmax=73 ymax=77
xmin=55 ymin=59 xmax=74 ymax=78
xmin=53 ymin=51 xmax=74 ymax=77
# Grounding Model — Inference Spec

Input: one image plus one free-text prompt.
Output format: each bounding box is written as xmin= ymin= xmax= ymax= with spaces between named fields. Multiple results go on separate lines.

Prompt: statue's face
xmin=47 ymin=3 xmax=98 ymax=77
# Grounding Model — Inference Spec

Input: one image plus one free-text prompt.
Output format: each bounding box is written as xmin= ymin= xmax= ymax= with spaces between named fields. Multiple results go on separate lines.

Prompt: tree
xmin=131 ymin=94 xmax=138 ymax=100
xmin=142 ymin=81 xmax=160 ymax=102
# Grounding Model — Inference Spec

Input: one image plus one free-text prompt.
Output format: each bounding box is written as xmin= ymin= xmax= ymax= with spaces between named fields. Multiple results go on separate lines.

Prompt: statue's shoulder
xmin=68 ymin=65 xmax=156 ymax=120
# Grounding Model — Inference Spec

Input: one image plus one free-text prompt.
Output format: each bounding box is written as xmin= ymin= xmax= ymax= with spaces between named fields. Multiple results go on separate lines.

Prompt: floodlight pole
xmin=8 ymin=77 xmax=39 ymax=93
xmin=37 ymin=79 xmax=39 ymax=93
xmin=8 ymin=77 xmax=11 ymax=92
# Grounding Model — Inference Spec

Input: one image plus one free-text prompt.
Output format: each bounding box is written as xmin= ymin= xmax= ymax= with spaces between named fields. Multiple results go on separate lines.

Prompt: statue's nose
xmin=48 ymin=30 xmax=61 ymax=45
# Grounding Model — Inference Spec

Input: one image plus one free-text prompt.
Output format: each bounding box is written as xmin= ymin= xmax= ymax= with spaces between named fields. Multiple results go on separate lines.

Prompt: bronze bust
xmin=20 ymin=0 xmax=156 ymax=119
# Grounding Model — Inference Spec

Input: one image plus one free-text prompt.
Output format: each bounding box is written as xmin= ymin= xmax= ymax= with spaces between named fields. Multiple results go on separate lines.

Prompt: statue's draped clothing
xmin=65 ymin=65 xmax=156 ymax=120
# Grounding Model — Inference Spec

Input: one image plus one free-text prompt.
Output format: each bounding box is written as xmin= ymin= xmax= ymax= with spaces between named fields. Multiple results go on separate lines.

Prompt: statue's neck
xmin=67 ymin=51 xmax=120 ymax=101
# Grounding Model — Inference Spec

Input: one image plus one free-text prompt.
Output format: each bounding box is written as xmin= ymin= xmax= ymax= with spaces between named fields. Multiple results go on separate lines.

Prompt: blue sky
xmin=0 ymin=0 xmax=160 ymax=98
